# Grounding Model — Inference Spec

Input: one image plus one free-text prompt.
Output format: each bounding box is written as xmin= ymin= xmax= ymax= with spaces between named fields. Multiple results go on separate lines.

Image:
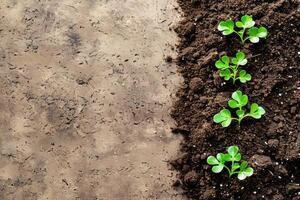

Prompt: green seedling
xmin=213 ymin=90 xmax=265 ymax=127
xmin=215 ymin=51 xmax=251 ymax=84
xmin=207 ymin=146 xmax=254 ymax=180
xmin=218 ymin=15 xmax=268 ymax=44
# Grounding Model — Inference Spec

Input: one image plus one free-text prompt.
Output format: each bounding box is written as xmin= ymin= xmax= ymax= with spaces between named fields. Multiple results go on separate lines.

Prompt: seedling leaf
xmin=249 ymin=26 xmax=268 ymax=43
xmin=235 ymin=153 xmax=242 ymax=161
xmin=229 ymin=90 xmax=248 ymax=109
xmin=239 ymin=70 xmax=252 ymax=83
xmin=244 ymin=167 xmax=254 ymax=176
xmin=228 ymin=146 xmax=239 ymax=157
xmin=212 ymin=165 xmax=224 ymax=173
xmin=232 ymin=163 xmax=240 ymax=171
xmin=236 ymin=110 xmax=245 ymax=119
xmin=216 ymin=153 xmax=223 ymax=161
xmin=236 ymin=15 xmax=255 ymax=29
xmin=215 ymin=56 xmax=230 ymax=70
xmin=257 ymin=27 xmax=268 ymax=38
xmin=238 ymin=161 xmax=254 ymax=180
xmin=218 ymin=153 xmax=231 ymax=162
xmin=218 ymin=20 xmax=234 ymax=35
xmin=232 ymin=90 xmax=248 ymax=106
xmin=220 ymin=69 xmax=231 ymax=80
xmin=236 ymin=21 xmax=243 ymax=28
xmin=232 ymin=52 xmax=247 ymax=66
xmin=207 ymin=154 xmax=227 ymax=173
xmin=249 ymin=103 xmax=266 ymax=119
xmin=227 ymin=146 xmax=241 ymax=162
xmin=240 ymin=161 xmax=248 ymax=170
xmin=228 ymin=99 xmax=238 ymax=108
xmin=213 ymin=109 xmax=232 ymax=127
xmin=237 ymin=172 xmax=247 ymax=180
xmin=207 ymin=156 xmax=219 ymax=165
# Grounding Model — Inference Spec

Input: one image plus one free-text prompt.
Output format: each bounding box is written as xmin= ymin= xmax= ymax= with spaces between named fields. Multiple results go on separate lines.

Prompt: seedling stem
xmin=234 ymin=29 xmax=247 ymax=45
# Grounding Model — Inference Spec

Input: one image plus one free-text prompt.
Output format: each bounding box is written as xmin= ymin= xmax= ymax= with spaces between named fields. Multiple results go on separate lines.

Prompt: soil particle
xmin=202 ymin=188 xmax=216 ymax=199
xmin=178 ymin=22 xmax=196 ymax=37
xmin=290 ymin=106 xmax=297 ymax=114
xmin=189 ymin=77 xmax=203 ymax=92
xmin=287 ymin=183 xmax=300 ymax=193
xmin=250 ymin=155 xmax=273 ymax=168
xmin=200 ymin=49 xmax=218 ymax=66
xmin=76 ymin=76 xmax=92 ymax=85
xmin=165 ymin=55 xmax=173 ymax=63
xmin=272 ymin=194 xmax=284 ymax=200
xmin=171 ymin=153 xmax=189 ymax=167
xmin=267 ymin=139 xmax=279 ymax=148
xmin=275 ymin=165 xmax=288 ymax=176
xmin=183 ymin=170 xmax=199 ymax=186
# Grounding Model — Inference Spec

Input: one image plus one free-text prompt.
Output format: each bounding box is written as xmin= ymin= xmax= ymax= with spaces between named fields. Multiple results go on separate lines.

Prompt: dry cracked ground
xmin=0 ymin=1 xmax=185 ymax=199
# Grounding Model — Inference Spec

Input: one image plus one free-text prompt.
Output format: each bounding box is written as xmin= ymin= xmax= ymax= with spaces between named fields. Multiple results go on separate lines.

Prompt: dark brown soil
xmin=171 ymin=0 xmax=300 ymax=199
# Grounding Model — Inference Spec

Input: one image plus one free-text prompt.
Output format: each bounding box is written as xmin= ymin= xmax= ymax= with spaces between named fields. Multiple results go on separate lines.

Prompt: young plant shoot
xmin=218 ymin=15 xmax=268 ymax=44
xmin=215 ymin=51 xmax=251 ymax=84
xmin=213 ymin=90 xmax=265 ymax=127
xmin=207 ymin=146 xmax=254 ymax=180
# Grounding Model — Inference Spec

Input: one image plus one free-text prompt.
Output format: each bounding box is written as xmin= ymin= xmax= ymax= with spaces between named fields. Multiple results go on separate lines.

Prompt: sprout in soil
xmin=207 ymin=145 xmax=254 ymax=180
xmin=213 ymin=90 xmax=265 ymax=127
xmin=218 ymin=15 xmax=268 ymax=44
xmin=215 ymin=51 xmax=251 ymax=84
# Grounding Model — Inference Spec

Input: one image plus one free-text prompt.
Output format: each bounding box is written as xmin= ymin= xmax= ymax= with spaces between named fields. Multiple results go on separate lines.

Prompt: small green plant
xmin=215 ymin=51 xmax=251 ymax=84
xmin=207 ymin=146 xmax=254 ymax=180
xmin=213 ymin=90 xmax=265 ymax=127
xmin=218 ymin=15 xmax=268 ymax=44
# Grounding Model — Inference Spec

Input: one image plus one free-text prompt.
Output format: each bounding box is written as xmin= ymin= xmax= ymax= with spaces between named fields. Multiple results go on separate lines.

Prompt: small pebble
xmin=165 ymin=56 xmax=173 ymax=63
xmin=290 ymin=106 xmax=296 ymax=114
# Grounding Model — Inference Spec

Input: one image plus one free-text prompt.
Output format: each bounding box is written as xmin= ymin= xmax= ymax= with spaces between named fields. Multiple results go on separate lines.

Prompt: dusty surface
xmin=171 ymin=0 xmax=299 ymax=199
xmin=0 ymin=0 xmax=184 ymax=199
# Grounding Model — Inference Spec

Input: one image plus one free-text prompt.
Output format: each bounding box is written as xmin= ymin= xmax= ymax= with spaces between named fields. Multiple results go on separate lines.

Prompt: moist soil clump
xmin=171 ymin=0 xmax=300 ymax=199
